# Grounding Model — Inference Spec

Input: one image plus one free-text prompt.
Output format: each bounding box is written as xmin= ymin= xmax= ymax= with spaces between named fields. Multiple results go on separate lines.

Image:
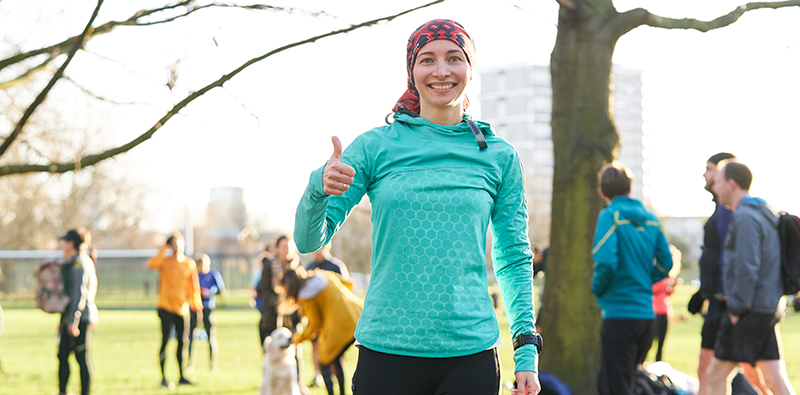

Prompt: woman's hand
xmin=322 ymin=136 xmax=355 ymax=196
xmin=512 ymin=371 xmax=540 ymax=395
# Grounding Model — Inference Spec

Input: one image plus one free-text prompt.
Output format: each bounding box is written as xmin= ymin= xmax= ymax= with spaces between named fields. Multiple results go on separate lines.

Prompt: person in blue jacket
xmin=591 ymin=162 xmax=672 ymax=395
xmin=294 ymin=19 xmax=540 ymax=395
xmin=187 ymin=253 xmax=224 ymax=372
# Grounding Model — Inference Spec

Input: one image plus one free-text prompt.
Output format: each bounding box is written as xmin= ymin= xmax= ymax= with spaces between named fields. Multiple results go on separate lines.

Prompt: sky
xmin=2 ymin=0 xmax=799 ymax=236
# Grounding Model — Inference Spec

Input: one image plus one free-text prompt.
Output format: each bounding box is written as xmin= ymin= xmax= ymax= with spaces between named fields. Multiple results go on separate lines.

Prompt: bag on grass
xmin=633 ymin=369 xmax=677 ymax=395
xmin=35 ymin=261 xmax=69 ymax=313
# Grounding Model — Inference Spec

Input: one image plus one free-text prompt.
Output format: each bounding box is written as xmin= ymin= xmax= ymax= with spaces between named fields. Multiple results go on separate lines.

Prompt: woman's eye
xmin=419 ymin=58 xmax=433 ymax=64
xmin=449 ymin=56 xmax=463 ymax=62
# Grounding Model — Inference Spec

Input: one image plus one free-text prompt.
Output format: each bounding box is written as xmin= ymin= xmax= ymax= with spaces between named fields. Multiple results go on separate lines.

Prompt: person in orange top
xmin=148 ymin=231 xmax=202 ymax=387
xmin=281 ymin=267 xmax=363 ymax=395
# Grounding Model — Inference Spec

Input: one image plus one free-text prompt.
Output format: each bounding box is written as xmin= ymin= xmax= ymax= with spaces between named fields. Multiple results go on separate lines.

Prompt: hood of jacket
xmin=392 ymin=111 xmax=496 ymax=137
xmin=609 ymin=196 xmax=651 ymax=227
xmin=738 ymin=195 xmax=778 ymax=226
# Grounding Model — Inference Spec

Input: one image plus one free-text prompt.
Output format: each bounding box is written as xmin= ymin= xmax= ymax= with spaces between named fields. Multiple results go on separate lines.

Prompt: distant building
xmin=661 ymin=216 xmax=705 ymax=266
xmin=479 ymin=63 xmax=647 ymax=246
xmin=205 ymin=187 xmax=246 ymax=253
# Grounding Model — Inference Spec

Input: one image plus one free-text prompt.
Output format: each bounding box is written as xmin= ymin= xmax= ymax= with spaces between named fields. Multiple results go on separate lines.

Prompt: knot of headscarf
xmin=392 ymin=19 xmax=475 ymax=114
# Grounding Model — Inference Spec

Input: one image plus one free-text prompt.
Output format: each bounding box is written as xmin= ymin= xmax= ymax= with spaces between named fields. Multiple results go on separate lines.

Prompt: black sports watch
xmin=512 ymin=333 xmax=543 ymax=354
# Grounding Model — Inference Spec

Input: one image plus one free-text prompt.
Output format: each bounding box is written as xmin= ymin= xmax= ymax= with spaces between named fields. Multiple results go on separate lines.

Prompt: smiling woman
xmin=293 ymin=19 xmax=541 ymax=395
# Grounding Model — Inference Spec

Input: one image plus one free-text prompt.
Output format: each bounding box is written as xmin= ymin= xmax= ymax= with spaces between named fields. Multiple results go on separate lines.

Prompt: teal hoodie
xmin=591 ymin=196 xmax=673 ymax=319
xmin=294 ymin=112 xmax=538 ymax=372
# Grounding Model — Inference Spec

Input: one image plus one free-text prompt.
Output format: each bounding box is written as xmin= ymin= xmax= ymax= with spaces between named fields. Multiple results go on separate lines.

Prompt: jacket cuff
xmin=308 ymin=164 xmax=328 ymax=199
xmin=728 ymin=305 xmax=747 ymax=317
xmin=513 ymin=344 xmax=539 ymax=372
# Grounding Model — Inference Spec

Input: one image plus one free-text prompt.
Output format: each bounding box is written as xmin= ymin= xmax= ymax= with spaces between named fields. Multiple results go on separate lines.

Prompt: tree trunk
xmin=540 ymin=3 xmax=621 ymax=394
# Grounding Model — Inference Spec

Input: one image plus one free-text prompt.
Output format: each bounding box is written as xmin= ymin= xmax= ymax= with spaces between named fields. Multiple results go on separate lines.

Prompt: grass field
xmin=1 ymin=285 xmax=799 ymax=394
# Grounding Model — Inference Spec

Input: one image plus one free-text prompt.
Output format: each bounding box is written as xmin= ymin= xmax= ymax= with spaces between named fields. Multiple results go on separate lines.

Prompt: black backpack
xmin=778 ymin=212 xmax=800 ymax=295
xmin=632 ymin=369 xmax=677 ymax=395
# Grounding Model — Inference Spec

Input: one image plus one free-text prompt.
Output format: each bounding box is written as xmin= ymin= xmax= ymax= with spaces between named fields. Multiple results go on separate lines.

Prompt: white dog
xmin=260 ymin=327 xmax=301 ymax=395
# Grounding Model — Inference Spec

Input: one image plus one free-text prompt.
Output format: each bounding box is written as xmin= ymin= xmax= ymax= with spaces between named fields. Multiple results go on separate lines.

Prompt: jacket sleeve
xmin=698 ymin=215 xmax=720 ymax=300
xmin=490 ymin=149 xmax=537 ymax=373
xmin=652 ymin=222 xmax=673 ymax=283
xmin=293 ymin=298 xmax=323 ymax=344
xmin=592 ymin=209 xmax=618 ymax=297
xmin=147 ymin=246 xmax=168 ymax=270
xmin=188 ymin=259 xmax=203 ymax=312
xmin=726 ymin=214 xmax=761 ymax=316
xmin=294 ymin=134 xmax=372 ymax=254
xmin=62 ymin=262 xmax=88 ymax=326
xmin=212 ymin=271 xmax=225 ymax=295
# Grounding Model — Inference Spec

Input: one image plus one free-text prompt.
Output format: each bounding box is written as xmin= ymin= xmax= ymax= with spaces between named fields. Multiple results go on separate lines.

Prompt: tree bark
xmin=541 ymin=1 xmax=621 ymax=393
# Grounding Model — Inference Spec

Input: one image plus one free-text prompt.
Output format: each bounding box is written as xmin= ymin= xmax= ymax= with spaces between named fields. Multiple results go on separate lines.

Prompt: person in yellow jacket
xmin=147 ymin=231 xmax=203 ymax=388
xmin=281 ymin=267 xmax=363 ymax=395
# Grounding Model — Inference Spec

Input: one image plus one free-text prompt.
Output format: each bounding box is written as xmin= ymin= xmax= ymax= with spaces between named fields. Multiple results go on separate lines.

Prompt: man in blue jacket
xmin=591 ymin=162 xmax=672 ymax=395
xmin=702 ymin=161 xmax=795 ymax=395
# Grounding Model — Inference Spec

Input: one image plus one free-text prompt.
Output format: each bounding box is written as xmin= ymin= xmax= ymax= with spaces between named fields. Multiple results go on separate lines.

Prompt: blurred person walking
xmin=147 ymin=231 xmax=203 ymax=387
xmin=294 ymin=19 xmax=541 ymax=395
xmin=56 ymin=228 xmax=98 ymax=395
xmin=281 ymin=267 xmax=362 ymax=395
xmin=696 ymin=153 xmax=768 ymax=394
xmin=187 ymin=253 xmax=225 ymax=372
xmin=701 ymin=161 xmax=796 ymax=395
xmin=591 ymin=162 xmax=673 ymax=395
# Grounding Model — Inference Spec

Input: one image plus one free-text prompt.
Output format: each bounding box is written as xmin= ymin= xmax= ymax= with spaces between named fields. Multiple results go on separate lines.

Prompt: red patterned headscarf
xmin=392 ymin=19 xmax=475 ymax=114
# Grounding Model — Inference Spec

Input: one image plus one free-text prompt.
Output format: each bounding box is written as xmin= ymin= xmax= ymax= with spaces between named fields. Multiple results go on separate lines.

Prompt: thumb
xmin=331 ymin=136 xmax=343 ymax=160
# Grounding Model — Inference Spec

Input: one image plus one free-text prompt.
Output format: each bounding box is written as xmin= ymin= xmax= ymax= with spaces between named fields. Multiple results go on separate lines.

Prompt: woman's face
xmin=276 ymin=239 xmax=289 ymax=260
xmin=412 ymin=39 xmax=470 ymax=113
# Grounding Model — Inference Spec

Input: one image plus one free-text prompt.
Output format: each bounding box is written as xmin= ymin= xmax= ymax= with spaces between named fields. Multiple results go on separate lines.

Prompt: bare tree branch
xmin=62 ymin=75 xmax=165 ymax=109
xmin=0 ymin=0 xmax=445 ymax=177
xmin=0 ymin=0 xmax=104 ymax=158
xmin=0 ymin=2 xmax=326 ymax=75
xmin=0 ymin=53 xmax=57 ymax=91
xmin=615 ymin=0 xmax=800 ymax=37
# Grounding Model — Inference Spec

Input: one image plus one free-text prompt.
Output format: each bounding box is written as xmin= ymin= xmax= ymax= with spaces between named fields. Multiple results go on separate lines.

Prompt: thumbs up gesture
xmin=322 ymin=136 xmax=356 ymax=196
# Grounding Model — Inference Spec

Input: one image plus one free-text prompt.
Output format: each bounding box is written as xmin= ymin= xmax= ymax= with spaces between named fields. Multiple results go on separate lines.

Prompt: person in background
xmin=147 ymin=231 xmax=203 ymax=387
xmin=701 ymin=161 xmax=795 ymax=395
xmin=188 ymin=253 xmax=225 ymax=372
xmin=281 ymin=267 xmax=363 ymax=395
xmin=57 ymin=228 xmax=98 ymax=395
xmin=647 ymin=245 xmax=682 ymax=362
xmin=591 ymin=162 xmax=672 ymax=395
xmin=696 ymin=153 xmax=768 ymax=395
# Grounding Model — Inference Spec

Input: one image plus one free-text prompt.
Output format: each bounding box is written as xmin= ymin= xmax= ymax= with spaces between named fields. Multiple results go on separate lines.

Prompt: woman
xmin=281 ymin=268 xmax=362 ymax=395
xmin=294 ymin=19 xmax=540 ymax=395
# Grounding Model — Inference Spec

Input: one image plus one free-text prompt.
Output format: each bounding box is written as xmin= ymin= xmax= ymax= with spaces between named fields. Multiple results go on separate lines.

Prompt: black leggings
xmin=320 ymin=343 xmax=352 ymax=395
xmin=188 ymin=307 xmax=214 ymax=362
xmin=653 ymin=314 xmax=668 ymax=362
xmin=58 ymin=321 xmax=92 ymax=395
xmin=352 ymin=347 xmax=500 ymax=395
xmin=158 ymin=309 xmax=187 ymax=379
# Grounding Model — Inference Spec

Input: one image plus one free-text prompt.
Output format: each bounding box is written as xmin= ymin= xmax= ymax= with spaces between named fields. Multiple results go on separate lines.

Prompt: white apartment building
xmin=479 ymin=64 xmax=648 ymax=246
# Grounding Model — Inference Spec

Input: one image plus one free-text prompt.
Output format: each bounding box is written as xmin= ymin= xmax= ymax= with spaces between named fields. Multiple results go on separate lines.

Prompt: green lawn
xmin=1 ymin=285 xmax=798 ymax=394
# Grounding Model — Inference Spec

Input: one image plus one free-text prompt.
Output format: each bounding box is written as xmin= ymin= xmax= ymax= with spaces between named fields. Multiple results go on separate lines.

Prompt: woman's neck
xmin=419 ymin=105 xmax=463 ymax=126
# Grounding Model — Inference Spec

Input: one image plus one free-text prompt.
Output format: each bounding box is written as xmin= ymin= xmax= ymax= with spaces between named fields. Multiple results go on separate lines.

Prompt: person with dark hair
xmin=187 ymin=253 xmax=224 ymax=372
xmin=56 ymin=228 xmax=98 ymax=395
xmin=147 ymin=231 xmax=202 ymax=387
xmin=701 ymin=161 xmax=796 ymax=395
xmin=281 ymin=267 xmax=362 ymax=395
xmin=294 ymin=19 xmax=540 ymax=395
xmin=591 ymin=162 xmax=673 ymax=395
xmin=696 ymin=153 xmax=768 ymax=394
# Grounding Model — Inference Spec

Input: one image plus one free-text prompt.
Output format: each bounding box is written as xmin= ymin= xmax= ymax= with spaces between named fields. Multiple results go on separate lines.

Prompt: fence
xmin=0 ymin=250 xmax=371 ymax=309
